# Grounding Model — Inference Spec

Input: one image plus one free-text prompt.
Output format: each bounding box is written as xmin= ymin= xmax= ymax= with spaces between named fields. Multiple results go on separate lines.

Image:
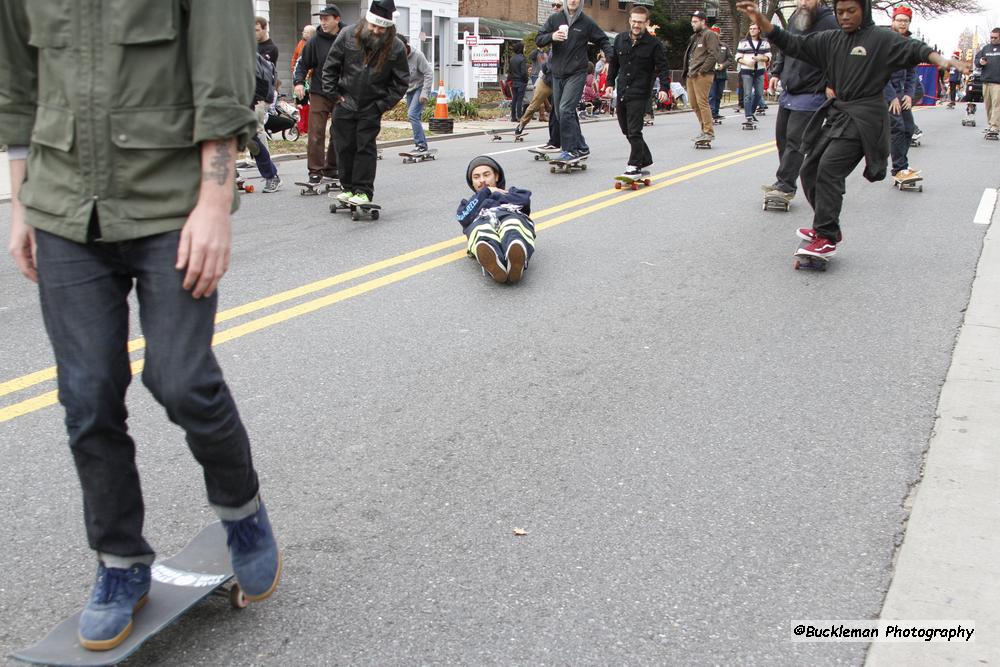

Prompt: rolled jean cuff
xmin=100 ymin=552 xmax=156 ymax=568
xmin=212 ymin=494 xmax=261 ymax=522
xmin=8 ymin=144 xmax=28 ymax=161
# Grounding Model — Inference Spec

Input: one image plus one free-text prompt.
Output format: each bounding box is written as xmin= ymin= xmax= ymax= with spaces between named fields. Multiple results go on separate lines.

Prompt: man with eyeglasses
xmin=536 ymin=0 xmax=613 ymax=162
xmin=975 ymin=28 xmax=1000 ymax=133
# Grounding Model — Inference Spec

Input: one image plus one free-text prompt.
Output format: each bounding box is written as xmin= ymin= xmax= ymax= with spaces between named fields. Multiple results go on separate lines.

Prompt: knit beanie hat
xmin=466 ymin=156 xmax=506 ymax=191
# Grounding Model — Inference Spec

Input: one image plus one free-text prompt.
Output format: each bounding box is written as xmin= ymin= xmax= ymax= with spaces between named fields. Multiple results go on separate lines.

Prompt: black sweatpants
xmin=774 ymin=106 xmax=813 ymax=193
xmin=617 ymin=97 xmax=652 ymax=169
xmin=333 ymin=106 xmax=382 ymax=199
xmin=799 ymin=126 xmax=865 ymax=242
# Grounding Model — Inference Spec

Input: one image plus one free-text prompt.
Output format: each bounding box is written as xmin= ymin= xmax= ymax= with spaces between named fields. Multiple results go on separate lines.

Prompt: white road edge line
xmin=973 ymin=188 xmax=998 ymax=225
xmin=485 ymin=144 xmax=544 ymax=156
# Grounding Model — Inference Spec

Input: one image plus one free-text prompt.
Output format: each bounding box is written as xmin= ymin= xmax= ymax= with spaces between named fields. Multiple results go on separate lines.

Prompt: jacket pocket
xmin=107 ymin=0 xmax=178 ymax=45
xmin=25 ymin=1 xmax=72 ymax=48
xmin=31 ymin=105 xmax=75 ymax=152
xmin=109 ymin=107 xmax=199 ymax=219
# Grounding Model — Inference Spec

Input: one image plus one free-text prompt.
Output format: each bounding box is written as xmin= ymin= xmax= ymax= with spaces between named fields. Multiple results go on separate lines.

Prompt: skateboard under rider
xmin=549 ymin=156 xmax=588 ymax=173
xmin=295 ymin=177 xmax=340 ymax=196
xmin=10 ymin=523 xmax=248 ymax=667
xmin=761 ymin=187 xmax=793 ymax=212
xmin=528 ymin=147 xmax=561 ymax=161
xmin=614 ymin=171 xmax=652 ymax=190
xmin=694 ymin=138 xmax=712 ymax=149
xmin=486 ymin=130 xmax=527 ymax=143
xmin=892 ymin=172 xmax=923 ymax=192
xmin=330 ymin=198 xmax=382 ymax=220
xmin=399 ymin=149 xmax=438 ymax=164
xmin=793 ymin=241 xmax=829 ymax=271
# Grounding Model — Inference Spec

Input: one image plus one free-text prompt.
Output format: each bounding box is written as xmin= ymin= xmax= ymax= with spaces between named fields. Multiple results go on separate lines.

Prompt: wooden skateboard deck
xmin=329 ymin=200 xmax=382 ymax=220
xmin=549 ymin=157 xmax=588 ymax=173
xmin=694 ymin=139 xmax=712 ymax=149
xmin=10 ymin=523 xmax=245 ymax=667
xmin=399 ymin=149 xmax=438 ymax=163
xmin=614 ymin=171 xmax=652 ymax=190
xmin=294 ymin=178 xmax=339 ymax=196
xmin=892 ymin=174 xmax=923 ymax=192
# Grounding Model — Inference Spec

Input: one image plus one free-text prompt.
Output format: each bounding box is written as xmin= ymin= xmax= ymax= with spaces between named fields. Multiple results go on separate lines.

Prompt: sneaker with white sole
xmin=505 ymin=239 xmax=528 ymax=284
xmin=475 ymin=241 xmax=508 ymax=283
xmin=797 ymin=235 xmax=838 ymax=258
xmin=336 ymin=190 xmax=354 ymax=203
xmin=347 ymin=192 xmax=371 ymax=206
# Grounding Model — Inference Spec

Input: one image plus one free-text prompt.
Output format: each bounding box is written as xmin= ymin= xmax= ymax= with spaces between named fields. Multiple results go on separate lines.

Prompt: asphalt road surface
xmin=1 ymin=104 xmax=997 ymax=665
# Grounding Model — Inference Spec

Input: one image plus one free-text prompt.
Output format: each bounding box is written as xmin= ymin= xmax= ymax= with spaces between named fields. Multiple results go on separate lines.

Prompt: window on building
xmin=396 ymin=7 xmax=410 ymax=40
xmin=599 ymin=0 xmax=609 ymax=8
xmin=421 ymin=10 xmax=433 ymax=62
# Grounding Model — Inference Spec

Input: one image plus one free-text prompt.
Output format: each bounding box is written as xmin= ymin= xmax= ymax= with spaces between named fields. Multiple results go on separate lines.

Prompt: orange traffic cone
xmin=433 ymin=80 xmax=449 ymax=119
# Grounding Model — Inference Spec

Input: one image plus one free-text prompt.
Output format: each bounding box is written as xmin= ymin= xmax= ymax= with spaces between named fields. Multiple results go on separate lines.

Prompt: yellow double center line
xmin=0 ymin=141 xmax=775 ymax=423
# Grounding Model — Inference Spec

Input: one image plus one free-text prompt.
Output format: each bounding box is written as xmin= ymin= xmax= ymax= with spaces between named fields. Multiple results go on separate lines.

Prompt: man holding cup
xmin=536 ymin=0 xmax=613 ymax=162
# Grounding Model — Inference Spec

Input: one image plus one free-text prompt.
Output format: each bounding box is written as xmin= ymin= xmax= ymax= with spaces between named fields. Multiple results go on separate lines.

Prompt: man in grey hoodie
xmin=401 ymin=35 xmax=434 ymax=153
xmin=536 ymin=0 xmax=612 ymax=161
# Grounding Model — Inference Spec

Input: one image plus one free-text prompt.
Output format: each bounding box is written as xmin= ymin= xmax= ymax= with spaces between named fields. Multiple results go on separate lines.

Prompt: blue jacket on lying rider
xmin=455 ymin=156 xmax=536 ymax=285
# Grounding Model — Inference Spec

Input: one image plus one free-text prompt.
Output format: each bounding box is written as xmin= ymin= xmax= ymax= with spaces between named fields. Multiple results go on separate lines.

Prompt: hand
xmin=901 ymin=95 xmax=912 ymax=110
xmin=419 ymin=95 xmax=428 ymax=104
xmin=176 ymin=202 xmax=232 ymax=299
xmin=489 ymin=186 xmax=508 ymax=194
xmin=888 ymin=97 xmax=901 ymax=114
xmin=657 ymin=90 xmax=669 ymax=103
xmin=294 ymin=84 xmax=305 ymax=99
xmin=736 ymin=1 xmax=761 ymax=20
xmin=604 ymin=86 xmax=614 ymax=97
xmin=769 ymin=77 xmax=779 ymax=94
xmin=8 ymin=203 xmax=37 ymax=283
xmin=553 ymin=30 xmax=568 ymax=42
xmin=981 ymin=58 xmax=988 ymax=66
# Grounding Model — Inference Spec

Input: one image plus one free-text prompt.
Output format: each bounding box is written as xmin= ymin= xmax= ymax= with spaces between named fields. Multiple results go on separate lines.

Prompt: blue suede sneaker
xmin=78 ymin=563 xmax=151 ymax=651
xmin=222 ymin=500 xmax=281 ymax=601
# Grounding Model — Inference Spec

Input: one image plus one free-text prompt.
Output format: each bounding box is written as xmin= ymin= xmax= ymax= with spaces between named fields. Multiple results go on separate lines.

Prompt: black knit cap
xmin=466 ymin=156 xmax=506 ymax=191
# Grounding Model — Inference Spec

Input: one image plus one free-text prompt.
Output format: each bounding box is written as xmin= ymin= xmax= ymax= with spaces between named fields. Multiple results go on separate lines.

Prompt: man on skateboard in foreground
xmin=604 ymin=5 xmax=671 ymax=177
xmin=736 ymin=0 xmax=969 ymax=261
xmin=2 ymin=0 xmax=281 ymax=651
xmin=323 ymin=0 xmax=409 ymax=207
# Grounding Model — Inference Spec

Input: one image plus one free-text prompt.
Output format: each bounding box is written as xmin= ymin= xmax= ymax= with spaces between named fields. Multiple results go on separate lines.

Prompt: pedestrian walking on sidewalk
xmin=2 ymin=0 xmax=281 ymax=651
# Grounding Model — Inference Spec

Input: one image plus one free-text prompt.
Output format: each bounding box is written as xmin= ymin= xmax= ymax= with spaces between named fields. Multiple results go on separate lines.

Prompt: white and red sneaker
xmin=797 ymin=235 xmax=838 ymax=258
xmin=797 ymin=228 xmax=843 ymax=243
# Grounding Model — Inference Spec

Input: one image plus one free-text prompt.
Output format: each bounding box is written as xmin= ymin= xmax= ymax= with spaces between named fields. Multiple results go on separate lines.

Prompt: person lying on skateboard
xmin=456 ymin=157 xmax=536 ymax=284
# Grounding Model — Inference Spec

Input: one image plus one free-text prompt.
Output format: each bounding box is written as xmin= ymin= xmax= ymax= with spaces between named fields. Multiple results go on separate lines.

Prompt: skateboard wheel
xmin=300 ymin=188 xmax=308 ymax=195
xmin=615 ymin=182 xmax=622 ymax=189
xmin=644 ymin=179 xmax=651 ymax=186
xmin=329 ymin=203 xmax=337 ymax=213
xmin=550 ymin=167 xmax=556 ymax=173
xmin=918 ymin=186 xmax=923 ymax=192
xmin=762 ymin=202 xmax=767 ymax=210
xmin=351 ymin=210 xmax=359 ymax=221
xmin=244 ymin=185 xmax=254 ymax=193
xmin=630 ymin=183 xmax=638 ymax=190
xmin=794 ymin=260 xmax=801 ymax=270
xmin=370 ymin=210 xmax=380 ymax=220
xmin=229 ymin=584 xmax=249 ymax=609
xmin=581 ymin=164 xmax=587 ymax=170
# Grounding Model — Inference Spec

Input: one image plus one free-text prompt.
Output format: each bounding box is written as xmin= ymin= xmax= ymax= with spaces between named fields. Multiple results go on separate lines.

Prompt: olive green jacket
xmin=0 ymin=0 xmax=258 ymax=242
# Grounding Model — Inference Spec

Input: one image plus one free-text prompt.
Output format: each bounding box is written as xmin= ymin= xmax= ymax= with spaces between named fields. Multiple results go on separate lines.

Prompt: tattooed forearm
xmin=205 ymin=141 xmax=233 ymax=186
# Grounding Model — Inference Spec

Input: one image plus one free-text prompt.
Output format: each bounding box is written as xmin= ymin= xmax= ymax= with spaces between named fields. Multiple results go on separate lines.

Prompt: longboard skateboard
xmin=793 ymin=241 xmax=829 ymax=272
xmin=330 ymin=199 xmax=381 ymax=221
xmin=694 ymin=139 xmax=712 ymax=149
xmin=892 ymin=173 xmax=923 ymax=192
xmin=528 ymin=147 xmax=560 ymax=161
xmin=487 ymin=130 xmax=527 ymax=143
xmin=10 ymin=523 xmax=246 ymax=667
xmin=549 ymin=157 xmax=588 ymax=173
xmin=399 ymin=149 xmax=438 ymax=164
xmin=762 ymin=189 xmax=793 ymax=212
xmin=294 ymin=178 xmax=340 ymax=196
xmin=614 ymin=171 xmax=651 ymax=190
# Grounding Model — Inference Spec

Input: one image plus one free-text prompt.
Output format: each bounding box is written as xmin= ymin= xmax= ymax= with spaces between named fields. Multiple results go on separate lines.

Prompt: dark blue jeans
xmin=252 ymin=135 xmax=277 ymax=179
xmin=551 ymin=71 xmax=588 ymax=153
xmin=889 ymin=107 xmax=915 ymax=173
xmin=35 ymin=228 xmax=259 ymax=561
xmin=511 ymin=82 xmax=527 ymax=121
xmin=709 ymin=75 xmax=727 ymax=117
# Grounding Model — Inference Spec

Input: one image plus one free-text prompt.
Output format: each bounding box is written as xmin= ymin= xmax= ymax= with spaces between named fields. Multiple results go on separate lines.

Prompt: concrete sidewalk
xmin=866 ymin=189 xmax=1000 ymax=665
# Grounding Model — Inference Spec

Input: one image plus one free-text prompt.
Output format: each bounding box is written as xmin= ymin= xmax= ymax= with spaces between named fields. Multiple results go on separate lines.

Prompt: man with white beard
xmin=762 ymin=0 xmax=839 ymax=199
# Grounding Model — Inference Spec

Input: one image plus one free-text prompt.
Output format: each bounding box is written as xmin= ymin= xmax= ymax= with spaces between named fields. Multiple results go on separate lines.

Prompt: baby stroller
xmin=265 ymin=95 xmax=301 ymax=140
